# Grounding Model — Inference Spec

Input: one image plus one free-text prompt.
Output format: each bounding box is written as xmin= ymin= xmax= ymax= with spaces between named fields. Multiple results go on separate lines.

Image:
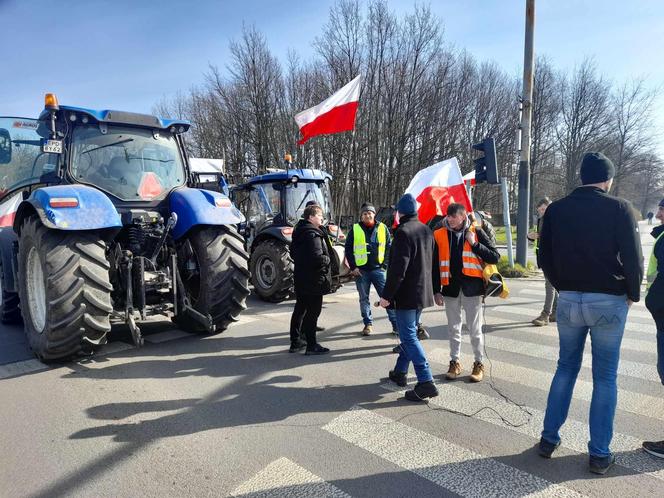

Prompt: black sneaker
xmin=389 ymin=370 xmax=408 ymax=387
xmin=589 ymin=454 xmax=616 ymax=475
xmin=289 ymin=340 xmax=307 ymax=353
xmin=404 ymin=381 xmax=438 ymax=402
xmin=417 ymin=324 xmax=430 ymax=340
xmin=305 ymin=344 xmax=330 ymax=355
xmin=538 ymin=437 xmax=560 ymax=458
xmin=392 ymin=345 xmax=401 ymax=354
xmin=643 ymin=440 xmax=664 ymax=459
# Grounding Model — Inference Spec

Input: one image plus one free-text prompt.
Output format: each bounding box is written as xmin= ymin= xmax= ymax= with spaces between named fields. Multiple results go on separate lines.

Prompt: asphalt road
xmin=0 ymin=221 xmax=662 ymax=497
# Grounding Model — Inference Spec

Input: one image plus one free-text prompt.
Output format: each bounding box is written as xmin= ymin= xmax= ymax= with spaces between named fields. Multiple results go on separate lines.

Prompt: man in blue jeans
xmin=380 ymin=194 xmax=437 ymax=402
xmin=345 ymin=203 xmax=398 ymax=335
xmin=538 ymin=152 xmax=643 ymax=474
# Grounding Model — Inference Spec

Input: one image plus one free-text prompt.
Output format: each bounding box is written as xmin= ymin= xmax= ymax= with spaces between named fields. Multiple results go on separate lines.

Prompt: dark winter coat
xmin=291 ymin=219 xmax=332 ymax=295
xmin=431 ymin=217 xmax=500 ymax=298
xmin=381 ymin=215 xmax=435 ymax=310
xmin=539 ymin=186 xmax=643 ymax=302
xmin=645 ymin=224 xmax=664 ymax=328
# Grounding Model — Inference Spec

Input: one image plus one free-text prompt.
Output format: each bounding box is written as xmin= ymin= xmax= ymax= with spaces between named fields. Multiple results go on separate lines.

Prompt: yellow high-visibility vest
xmin=353 ymin=222 xmax=387 ymax=267
xmin=647 ymin=231 xmax=664 ymax=293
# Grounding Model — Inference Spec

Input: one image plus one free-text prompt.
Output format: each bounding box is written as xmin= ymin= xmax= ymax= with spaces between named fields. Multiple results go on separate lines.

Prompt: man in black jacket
xmin=380 ymin=194 xmax=438 ymax=401
xmin=643 ymin=198 xmax=664 ymax=458
xmin=289 ymin=204 xmax=333 ymax=355
xmin=431 ymin=203 xmax=500 ymax=383
xmin=538 ymin=152 xmax=643 ymax=475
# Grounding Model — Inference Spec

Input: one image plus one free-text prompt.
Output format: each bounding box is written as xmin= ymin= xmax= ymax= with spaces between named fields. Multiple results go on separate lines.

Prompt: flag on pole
xmin=404 ymin=157 xmax=473 ymax=224
xmin=462 ymin=169 xmax=476 ymax=186
xmin=295 ymin=75 xmax=361 ymax=145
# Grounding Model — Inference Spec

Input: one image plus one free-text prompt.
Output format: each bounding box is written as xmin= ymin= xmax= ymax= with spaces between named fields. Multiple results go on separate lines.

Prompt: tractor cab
xmin=232 ymin=160 xmax=347 ymax=302
xmin=233 ymin=167 xmax=334 ymax=248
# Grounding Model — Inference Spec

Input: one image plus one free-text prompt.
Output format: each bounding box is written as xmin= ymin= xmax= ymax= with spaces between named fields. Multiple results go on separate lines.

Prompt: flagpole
xmin=345 ymin=128 xmax=356 ymax=216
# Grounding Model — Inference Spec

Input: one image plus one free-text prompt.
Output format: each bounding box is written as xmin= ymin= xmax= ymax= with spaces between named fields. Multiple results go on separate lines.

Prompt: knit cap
xmin=580 ymin=152 xmax=615 ymax=185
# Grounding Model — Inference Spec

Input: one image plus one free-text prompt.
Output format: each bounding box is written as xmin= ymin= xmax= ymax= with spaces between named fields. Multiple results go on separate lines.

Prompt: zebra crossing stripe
xmin=491 ymin=304 xmax=656 ymax=334
xmin=323 ymin=406 xmax=583 ymax=497
xmin=517 ymin=289 xmax=651 ymax=317
xmin=428 ymin=348 xmax=664 ymax=421
xmin=253 ymin=311 xmax=294 ymax=319
xmin=482 ymin=313 xmax=655 ymax=356
xmin=231 ymin=457 xmax=351 ymax=497
xmin=480 ymin=332 xmax=659 ymax=382
xmin=380 ymin=382 xmax=664 ymax=482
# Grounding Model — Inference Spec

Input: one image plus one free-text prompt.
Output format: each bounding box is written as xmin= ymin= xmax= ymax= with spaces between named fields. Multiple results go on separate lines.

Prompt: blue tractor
xmin=232 ymin=161 xmax=348 ymax=302
xmin=0 ymin=94 xmax=250 ymax=360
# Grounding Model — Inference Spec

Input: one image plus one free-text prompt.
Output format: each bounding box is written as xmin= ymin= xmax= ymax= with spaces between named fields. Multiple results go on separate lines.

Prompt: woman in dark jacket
xmin=289 ymin=204 xmax=332 ymax=355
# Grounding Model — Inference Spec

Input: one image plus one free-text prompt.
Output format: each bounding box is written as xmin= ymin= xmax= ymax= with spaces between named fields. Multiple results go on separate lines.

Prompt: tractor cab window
xmin=285 ymin=181 xmax=332 ymax=224
xmin=70 ymin=125 xmax=186 ymax=201
xmin=0 ymin=117 xmax=58 ymax=199
xmin=247 ymin=183 xmax=280 ymax=227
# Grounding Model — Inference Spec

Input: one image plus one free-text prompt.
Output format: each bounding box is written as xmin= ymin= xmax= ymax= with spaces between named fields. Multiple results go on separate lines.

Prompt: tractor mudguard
xmin=169 ymin=187 xmax=245 ymax=239
xmin=0 ymin=228 xmax=18 ymax=293
xmin=252 ymin=226 xmax=292 ymax=249
xmin=14 ymin=185 xmax=122 ymax=231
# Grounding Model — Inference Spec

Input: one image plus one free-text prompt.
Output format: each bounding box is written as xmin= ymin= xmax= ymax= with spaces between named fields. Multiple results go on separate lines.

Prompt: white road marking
xmin=231 ymin=457 xmax=351 ymax=497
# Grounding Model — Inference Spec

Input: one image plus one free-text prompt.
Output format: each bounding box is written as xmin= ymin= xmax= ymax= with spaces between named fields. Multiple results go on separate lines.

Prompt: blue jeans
xmin=541 ymin=292 xmax=628 ymax=458
xmin=393 ymin=309 xmax=433 ymax=383
xmin=356 ymin=268 xmax=397 ymax=329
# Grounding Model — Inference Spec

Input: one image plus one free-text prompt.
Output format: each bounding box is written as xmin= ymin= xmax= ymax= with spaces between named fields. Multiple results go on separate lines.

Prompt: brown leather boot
xmin=445 ymin=360 xmax=462 ymax=380
xmin=469 ymin=362 xmax=484 ymax=382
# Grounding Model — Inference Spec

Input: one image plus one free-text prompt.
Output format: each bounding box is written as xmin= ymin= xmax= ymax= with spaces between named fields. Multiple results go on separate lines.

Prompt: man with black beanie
xmin=537 ymin=152 xmax=643 ymax=475
xmin=381 ymin=194 xmax=438 ymax=402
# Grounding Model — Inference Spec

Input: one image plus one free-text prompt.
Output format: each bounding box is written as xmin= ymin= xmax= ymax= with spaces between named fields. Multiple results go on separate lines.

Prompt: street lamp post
xmin=516 ymin=0 xmax=535 ymax=266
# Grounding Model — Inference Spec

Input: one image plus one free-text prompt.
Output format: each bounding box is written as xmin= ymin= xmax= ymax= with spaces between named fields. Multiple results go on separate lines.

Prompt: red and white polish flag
xmin=404 ymin=157 xmax=473 ymax=224
xmin=295 ymin=75 xmax=361 ymax=145
xmin=0 ymin=192 xmax=22 ymax=228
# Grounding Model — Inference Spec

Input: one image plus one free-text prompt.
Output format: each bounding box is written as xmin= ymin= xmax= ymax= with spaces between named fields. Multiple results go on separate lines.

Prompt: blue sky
xmin=1 ymin=0 xmax=662 ymax=146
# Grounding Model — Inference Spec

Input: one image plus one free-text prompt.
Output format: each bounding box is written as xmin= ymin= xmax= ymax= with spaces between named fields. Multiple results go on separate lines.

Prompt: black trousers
xmin=290 ymin=294 xmax=323 ymax=347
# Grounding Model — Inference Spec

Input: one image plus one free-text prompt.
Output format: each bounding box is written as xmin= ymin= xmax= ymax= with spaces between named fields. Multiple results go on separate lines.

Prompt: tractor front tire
xmin=17 ymin=217 xmax=113 ymax=361
xmin=175 ymin=225 xmax=250 ymax=334
xmin=249 ymin=239 xmax=293 ymax=303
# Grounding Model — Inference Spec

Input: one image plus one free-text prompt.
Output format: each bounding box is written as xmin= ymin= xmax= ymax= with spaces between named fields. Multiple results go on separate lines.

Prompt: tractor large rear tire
xmin=17 ymin=216 xmax=113 ymax=361
xmin=249 ymin=239 xmax=293 ymax=303
xmin=175 ymin=225 xmax=250 ymax=333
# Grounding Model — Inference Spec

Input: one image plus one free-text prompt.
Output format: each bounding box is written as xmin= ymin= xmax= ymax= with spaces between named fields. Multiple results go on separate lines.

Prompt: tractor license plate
xmin=42 ymin=139 xmax=63 ymax=154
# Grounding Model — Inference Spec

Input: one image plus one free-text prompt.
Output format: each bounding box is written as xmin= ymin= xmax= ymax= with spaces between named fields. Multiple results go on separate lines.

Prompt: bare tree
xmin=557 ymin=59 xmax=612 ymax=193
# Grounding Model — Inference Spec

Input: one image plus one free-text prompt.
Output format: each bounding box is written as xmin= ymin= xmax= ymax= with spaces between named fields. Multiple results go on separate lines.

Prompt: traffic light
xmin=472 ymin=138 xmax=499 ymax=184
